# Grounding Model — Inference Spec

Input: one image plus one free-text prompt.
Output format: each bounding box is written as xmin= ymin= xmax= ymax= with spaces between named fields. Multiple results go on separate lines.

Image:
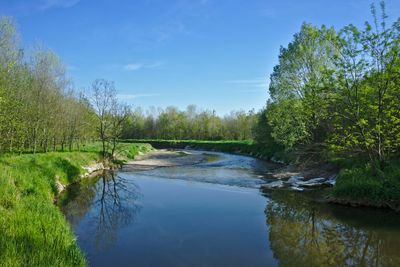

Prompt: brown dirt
xmin=122 ymin=149 xmax=205 ymax=171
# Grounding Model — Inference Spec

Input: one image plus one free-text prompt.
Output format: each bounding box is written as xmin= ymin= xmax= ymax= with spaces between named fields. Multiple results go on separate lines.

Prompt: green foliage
xmin=0 ymin=17 xmax=97 ymax=155
xmin=267 ymin=23 xmax=336 ymax=148
xmin=263 ymin=1 xmax=400 ymax=175
xmin=0 ymin=142 xmax=150 ymax=266
xmin=118 ymin=142 xmax=153 ymax=159
xmin=253 ymin=107 xmax=285 ymax=158
xmin=333 ymin=159 xmax=400 ymax=203
xmin=329 ymin=6 xmax=400 ymax=168
xmin=266 ymin=99 xmax=309 ymax=148
xmin=0 ymin=152 xmax=95 ymax=266
xmin=80 ymin=141 xmax=152 ymax=160
xmin=121 ymin=105 xmax=258 ymax=141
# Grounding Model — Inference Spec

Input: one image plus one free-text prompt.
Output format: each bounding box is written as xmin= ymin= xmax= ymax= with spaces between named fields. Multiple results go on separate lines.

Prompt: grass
xmin=123 ymin=139 xmax=279 ymax=160
xmin=0 ymin=142 xmax=152 ymax=267
xmin=332 ymin=157 xmax=400 ymax=206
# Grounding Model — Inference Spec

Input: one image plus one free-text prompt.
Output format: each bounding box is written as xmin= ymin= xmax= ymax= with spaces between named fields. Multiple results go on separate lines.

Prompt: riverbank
xmin=266 ymin=157 xmax=400 ymax=212
xmin=124 ymin=139 xmax=337 ymax=182
xmin=122 ymin=149 xmax=208 ymax=171
xmin=123 ymin=139 xmax=277 ymax=161
xmin=123 ymin=140 xmax=400 ymax=212
xmin=0 ymin=142 xmax=152 ymax=266
xmin=327 ymin=157 xmax=400 ymax=211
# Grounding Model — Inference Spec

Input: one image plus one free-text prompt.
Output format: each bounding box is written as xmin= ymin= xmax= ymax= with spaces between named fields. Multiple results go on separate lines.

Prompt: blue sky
xmin=1 ymin=0 xmax=399 ymax=115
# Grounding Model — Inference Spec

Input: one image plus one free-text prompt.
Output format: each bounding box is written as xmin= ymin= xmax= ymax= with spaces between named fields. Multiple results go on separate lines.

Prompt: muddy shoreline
xmin=121 ymin=149 xmax=208 ymax=171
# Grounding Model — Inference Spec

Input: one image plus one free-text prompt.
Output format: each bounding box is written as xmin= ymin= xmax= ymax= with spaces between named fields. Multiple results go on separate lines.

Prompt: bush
xmin=333 ymin=160 xmax=400 ymax=203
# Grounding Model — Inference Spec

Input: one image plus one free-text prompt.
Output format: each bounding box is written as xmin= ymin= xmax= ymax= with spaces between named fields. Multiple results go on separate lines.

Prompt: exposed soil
xmin=122 ymin=149 xmax=206 ymax=171
xmin=324 ymin=195 xmax=400 ymax=212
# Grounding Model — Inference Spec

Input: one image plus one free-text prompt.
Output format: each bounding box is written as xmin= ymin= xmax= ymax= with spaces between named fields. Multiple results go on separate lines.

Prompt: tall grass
xmin=333 ymin=158 xmax=400 ymax=204
xmin=0 ymin=142 xmax=151 ymax=266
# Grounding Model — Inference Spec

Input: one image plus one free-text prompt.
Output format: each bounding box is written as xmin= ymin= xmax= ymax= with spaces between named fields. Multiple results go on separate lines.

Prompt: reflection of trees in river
xmin=62 ymin=171 xmax=141 ymax=251
xmin=92 ymin=171 xmax=141 ymax=250
xmin=265 ymin=192 xmax=400 ymax=267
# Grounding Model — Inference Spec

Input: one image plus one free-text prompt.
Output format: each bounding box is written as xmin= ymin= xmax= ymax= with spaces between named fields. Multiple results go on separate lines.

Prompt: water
xmin=61 ymin=151 xmax=400 ymax=267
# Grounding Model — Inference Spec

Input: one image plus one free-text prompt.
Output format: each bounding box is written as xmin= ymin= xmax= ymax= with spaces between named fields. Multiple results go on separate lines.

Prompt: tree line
xmin=0 ymin=16 xmax=258 ymax=158
xmin=121 ymin=105 xmax=257 ymax=141
xmin=255 ymin=1 xmax=400 ymax=173
xmin=0 ymin=18 xmax=132 ymax=158
xmin=0 ymin=17 xmax=96 ymax=154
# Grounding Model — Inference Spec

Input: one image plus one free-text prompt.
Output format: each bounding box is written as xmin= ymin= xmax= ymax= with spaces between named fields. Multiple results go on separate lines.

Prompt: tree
xmin=92 ymin=79 xmax=116 ymax=159
xmin=330 ymin=1 xmax=400 ymax=172
xmin=109 ymin=100 xmax=130 ymax=158
xmin=0 ymin=16 xmax=96 ymax=154
xmin=91 ymin=79 xmax=130 ymax=160
xmin=268 ymin=23 xmax=336 ymax=148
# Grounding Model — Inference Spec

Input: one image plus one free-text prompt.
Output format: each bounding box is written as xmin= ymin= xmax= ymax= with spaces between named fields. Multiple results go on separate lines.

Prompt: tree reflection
xmin=264 ymin=191 xmax=400 ymax=267
xmin=61 ymin=171 xmax=141 ymax=251
xmin=92 ymin=171 xmax=141 ymax=250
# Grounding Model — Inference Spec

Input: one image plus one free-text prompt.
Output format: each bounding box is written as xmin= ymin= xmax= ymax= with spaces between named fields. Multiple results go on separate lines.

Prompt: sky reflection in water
xmin=62 ymin=153 xmax=400 ymax=267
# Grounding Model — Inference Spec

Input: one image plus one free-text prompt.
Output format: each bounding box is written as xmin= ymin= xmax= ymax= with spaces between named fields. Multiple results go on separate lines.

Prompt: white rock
xmin=55 ymin=175 xmax=65 ymax=193
xmin=264 ymin=180 xmax=284 ymax=189
xmin=296 ymin=177 xmax=327 ymax=188
xmin=286 ymin=176 xmax=305 ymax=184
xmin=325 ymin=175 xmax=337 ymax=186
xmin=290 ymin=186 xmax=304 ymax=191
xmin=83 ymin=163 xmax=104 ymax=174
xmin=327 ymin=179 xmax=336 ymax=186
xmin=56 ymin=181 xmax=65 ymax=193
xmin=307 ymin=177 xmax=326 ymax=183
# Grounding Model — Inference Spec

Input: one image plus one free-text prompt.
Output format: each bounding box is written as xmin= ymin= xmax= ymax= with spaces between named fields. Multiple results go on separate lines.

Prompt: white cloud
xmin=124 ymin=63 xmax=143 ymax=71
xmin=123 ymin=61 xmax=164 ymax=71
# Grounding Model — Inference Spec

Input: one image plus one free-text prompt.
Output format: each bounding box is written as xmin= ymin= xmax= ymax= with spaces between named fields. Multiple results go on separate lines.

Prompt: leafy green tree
xmin=330 ymin=1 xmax=400 ymax=172
xmin=266 ymin=99 xmax=309 ymax=148
xmin=0 ymin=16 xmax=97 ymax=155
xmin=268 ymin=23 xmax=337 ymax=148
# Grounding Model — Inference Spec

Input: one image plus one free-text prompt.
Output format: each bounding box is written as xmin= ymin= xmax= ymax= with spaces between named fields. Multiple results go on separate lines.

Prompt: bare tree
xmin=92 ymin=79 xmax=116 ymax=159
xmin=109 ymin=99 xmax=130 ymax=158
xmin=91 ymin=79 xmax=130 ymax=160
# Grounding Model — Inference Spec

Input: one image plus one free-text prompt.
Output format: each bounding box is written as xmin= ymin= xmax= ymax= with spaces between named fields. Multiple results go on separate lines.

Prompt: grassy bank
xmin=123 ymin=139 xmax=280 ymax=161
xmin=331 ymin=158 xmax=400 ymax=210
xmin=0 ymin=142 xmax=151 ymax=266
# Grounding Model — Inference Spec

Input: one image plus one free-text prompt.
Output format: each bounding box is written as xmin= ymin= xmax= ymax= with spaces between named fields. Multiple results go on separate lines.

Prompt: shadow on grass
xmin=54 ymin=158 xmax=81 ymax=183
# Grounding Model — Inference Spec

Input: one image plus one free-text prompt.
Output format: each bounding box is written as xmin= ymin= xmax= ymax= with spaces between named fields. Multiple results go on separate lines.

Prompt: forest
xmin=122 ymin=106 xmax=257 ymax=140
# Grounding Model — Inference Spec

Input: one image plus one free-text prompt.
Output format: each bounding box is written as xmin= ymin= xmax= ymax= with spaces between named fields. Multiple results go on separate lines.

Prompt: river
xmin=61 ymin=151 xmax=400 ymax=267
